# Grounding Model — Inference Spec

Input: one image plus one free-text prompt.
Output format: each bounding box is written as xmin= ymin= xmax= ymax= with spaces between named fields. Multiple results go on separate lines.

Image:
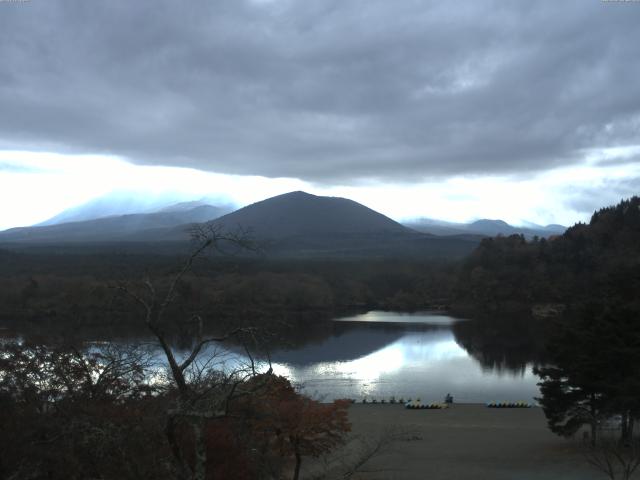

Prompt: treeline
xmin=455 ymin=196 xmax=640 ymax=313
xmin=0 ymin=253 xmax=459 ymax=333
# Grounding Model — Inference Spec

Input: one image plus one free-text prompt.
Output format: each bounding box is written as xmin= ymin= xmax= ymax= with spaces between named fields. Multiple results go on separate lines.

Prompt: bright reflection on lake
xmin=6 ymin=311 xmax=543 ymax=404
xmin=264 ymin=312 xmax=541 ymax=403
xmin=336 ymin=310 xmax=462 ymax=325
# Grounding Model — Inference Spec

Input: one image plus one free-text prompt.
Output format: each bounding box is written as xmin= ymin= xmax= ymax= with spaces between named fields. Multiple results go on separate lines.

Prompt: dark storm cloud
xmin=0 ymin=0 xmax=639 ymax=182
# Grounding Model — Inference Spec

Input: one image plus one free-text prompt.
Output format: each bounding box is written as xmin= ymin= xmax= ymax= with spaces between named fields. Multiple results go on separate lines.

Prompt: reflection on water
xmin=266 ymin=313 xmax=541 ymax=403
xmin=5 ymin=311 xmax=544 ymax=404
xmin=452 ymin=314 xmax=547 ymax=375
xmin=336 ymin=310 xmax=462 ymax=325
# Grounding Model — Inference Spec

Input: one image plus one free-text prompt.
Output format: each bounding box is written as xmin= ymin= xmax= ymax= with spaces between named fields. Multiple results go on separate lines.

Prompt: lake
xmin=260 ymin=311 xmax=542 ymax=403
xmin=5 ymin=311 xmax=544 ymax=404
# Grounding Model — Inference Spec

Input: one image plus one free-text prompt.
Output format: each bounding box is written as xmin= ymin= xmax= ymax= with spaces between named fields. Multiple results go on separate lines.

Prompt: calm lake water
xmin=5 ymin=311 xmax=543 ymax=404
xmin=262 ymin=311 xmax=541 ymax=403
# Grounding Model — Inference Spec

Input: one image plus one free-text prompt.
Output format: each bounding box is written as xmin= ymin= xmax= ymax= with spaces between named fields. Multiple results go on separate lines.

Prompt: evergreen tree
xmin=536 ymin=303 xmax=640 ymax=444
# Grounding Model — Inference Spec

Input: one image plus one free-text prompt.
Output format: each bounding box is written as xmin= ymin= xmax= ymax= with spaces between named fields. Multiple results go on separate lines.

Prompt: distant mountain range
xmin=403 ymin=217 xmax=565 ymax=238
xmin=0 ymin=191 xmax=561 ymax=258
xmin=1 ymin=204 xmax=227 ymax=244
xmin=37 ymin=192 xmax=234 ymax=226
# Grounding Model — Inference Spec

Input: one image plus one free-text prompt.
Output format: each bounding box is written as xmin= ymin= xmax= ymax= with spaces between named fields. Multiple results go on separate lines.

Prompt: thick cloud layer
xmin=1 ymin=0 xmax=639 ymax=182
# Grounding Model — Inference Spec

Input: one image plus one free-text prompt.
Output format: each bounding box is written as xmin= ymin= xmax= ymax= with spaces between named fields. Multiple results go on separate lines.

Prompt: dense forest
xmin=455 ymin=196 xmax=640 ymax=314
xmin=0 ymin=252 xmax=459 ymax=337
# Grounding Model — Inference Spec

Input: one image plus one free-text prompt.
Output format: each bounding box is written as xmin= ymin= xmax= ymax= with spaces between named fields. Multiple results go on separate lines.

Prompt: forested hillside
xmin=455 ymin=197 xmax=640 ymax=313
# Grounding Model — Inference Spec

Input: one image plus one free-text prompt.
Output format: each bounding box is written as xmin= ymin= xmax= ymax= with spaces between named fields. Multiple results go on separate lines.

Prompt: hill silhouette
xmin=196 ymin=191 xmax=480 ymax=258
xmin=208 ymin=191 xmax=411 ymax=239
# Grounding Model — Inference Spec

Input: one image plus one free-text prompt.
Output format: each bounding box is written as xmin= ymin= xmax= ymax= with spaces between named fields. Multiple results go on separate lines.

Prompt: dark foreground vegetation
xmin=0 ymin=341 xmax=351 ymax=480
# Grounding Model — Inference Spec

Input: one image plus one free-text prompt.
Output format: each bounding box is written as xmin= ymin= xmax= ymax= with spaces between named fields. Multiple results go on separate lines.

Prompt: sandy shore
xmin=323 ymin=404 xmax=601 ymax=480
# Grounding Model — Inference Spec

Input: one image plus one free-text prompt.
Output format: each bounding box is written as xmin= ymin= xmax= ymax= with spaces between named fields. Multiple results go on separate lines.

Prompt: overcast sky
xmin=1 ymin=0 xmax=639 ymax=230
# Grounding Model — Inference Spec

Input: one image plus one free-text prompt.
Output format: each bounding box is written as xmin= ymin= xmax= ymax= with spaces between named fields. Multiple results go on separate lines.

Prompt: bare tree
xmin=114 ymin=224 xmax=271 ymax=480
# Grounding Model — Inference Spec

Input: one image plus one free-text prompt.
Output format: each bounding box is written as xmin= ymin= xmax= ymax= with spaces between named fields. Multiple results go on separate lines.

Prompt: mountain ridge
xmin=0 ymin=191 xmax=480 ymax=259
xmin=404 ymin=217 xmax=566 ymax=238
xmin=0 ymin=204 xmax=226 ymax=244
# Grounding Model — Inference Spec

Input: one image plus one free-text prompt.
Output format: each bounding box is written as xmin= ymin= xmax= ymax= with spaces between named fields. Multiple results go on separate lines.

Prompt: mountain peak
xmin=211 ymin=191 xmax=409 ymax=239
xmin=271 ymin=191 xmax=317 ymax=201
xmin=471 ymin=219 xmax=511 ymax=227
xmin=286 ymin=190 xmax=314 ymax=197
